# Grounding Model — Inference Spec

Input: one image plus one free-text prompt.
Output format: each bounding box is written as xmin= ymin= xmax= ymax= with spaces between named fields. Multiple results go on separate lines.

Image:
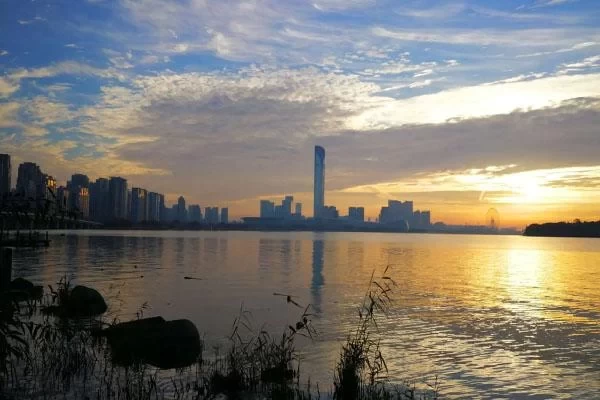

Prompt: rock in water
xmin=67 ymin=285 xmax=107 ymax=316
xmin=8 ymin=277 xmax=43 ymax=300
xmin=103 ymin=317 xmax=201 ymax=369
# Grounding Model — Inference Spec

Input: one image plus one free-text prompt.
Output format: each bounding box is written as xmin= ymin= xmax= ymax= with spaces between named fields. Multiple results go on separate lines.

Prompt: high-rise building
xmin=282 ymin=196 xmax=293 ymax=218
xmin=131 ymin=188 xmax=148 ymax=223
xmin=349 ymin=207 xmax=365 ymax=222
xmin=127 ymin=189 xmax=132 ymax=220
xmin=147 ymin=192 xmax=162 ymax=222
xmin=188 ymin=204 xmax=202 ymax=222
xmin=260 ymin=200 xmax=275 ymax=218
xmin=314 ymin=146 xmax=325 ymax=218
xmin=109 ymin=177 xmax=128 ymax=220
xmin=0 ymin=154 xmax=11 ymax=197
xmin=16 ymin=162 xmax=43 ymax=199
xmin=177 ymin=196 xmax=187 ymax=222
xmin=220 ymin=207 xmax=229 ymax=224
xmin=158 ymin=193 xmax=165 ymax=222
xmin=421 ymin=211 xmax=431 ymax=227
xmin=90 ymin=178 xmax=110 ymax=222
xmin=72 ymin=187 xmax=90 ymax=218
xmin=70 ymin=174 xmax=90 ymax=189
xmin=379 ymin=200 xmax=416 ymax=226
xmin=205 ymin=207 xmax=219 ymax=224
xmin=56 ymin=186 xmax=70 ymax=212
xmin=295 ymin=203 xmax=302 ymax=217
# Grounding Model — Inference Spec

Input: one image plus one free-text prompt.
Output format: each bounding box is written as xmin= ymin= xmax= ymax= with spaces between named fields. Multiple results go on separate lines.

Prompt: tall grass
xmin=0 ymin=270 xmax=439 ymax=400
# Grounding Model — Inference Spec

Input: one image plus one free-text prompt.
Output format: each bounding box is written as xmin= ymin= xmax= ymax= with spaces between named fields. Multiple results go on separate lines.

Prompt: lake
xmin=10 ymin=230 xmax=600 ymax=398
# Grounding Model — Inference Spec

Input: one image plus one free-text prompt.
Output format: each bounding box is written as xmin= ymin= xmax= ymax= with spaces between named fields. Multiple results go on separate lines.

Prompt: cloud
xmin=558 ymin=55 xmax=600 ymax=74
xmin=516 ymin=41 xmax=598 ymax=58
xmin=0 ymin=61 xmax=128 ymax=98
xmin=348 ymin=73 xmax=600 ymax=129
xmin=0 ymin=78 xmax=20 ymax=98
xmin=371 ymin=26 xmax=600 ymax=47
xmin=0 ymin=50 xmax=8 ymax=56
xmin=17 ymin=16 xmax=45 ymax=25
xmin=395 ymin=3 xmax=466 ymax=19
xmin=531 ymin=0 xmax=579 ymax=8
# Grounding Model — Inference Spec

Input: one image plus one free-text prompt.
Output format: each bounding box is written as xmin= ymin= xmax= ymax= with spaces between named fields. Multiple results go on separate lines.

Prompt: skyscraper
xmin=188 ymin=204 xmax=202 ymax=222
xmin=70 ymin=174 xmax=90 ymax=189
xmin=220 ymin=207 xmax=229 ymax=224
xmin=147 ymin=192 xmax=162 ymax=222
xmin=314 ymin=146 xmax=325 ymax=218
xmin=131 ymin=188 xmax=148 ymax=223
xmin=0 ymin=154 xmax=11 ymax=197
xmin=73 ymin=187 xmax=90 ymax=218
xmin=282 ymin=196 xmax=293 ymax=219
xmin=295 ymin=203 xmax=302 ymax=217
xmin=260 ymin=200 xmax=275 ymax=218
xmin=177 ymin=196 xmax=187 ymax=222
xmin=205 ymin=207 xmax=219 ymax=224
xmin=90 ymin=178 xmax=110 ymax=222
xmin=109 ymin=177 xmax=128 ymax=220
xmin=16 ymin=162 xmax=43 ymax=199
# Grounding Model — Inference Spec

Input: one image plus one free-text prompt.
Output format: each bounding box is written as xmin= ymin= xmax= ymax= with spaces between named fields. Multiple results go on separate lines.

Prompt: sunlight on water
xmin=10 ymin=231 xmax=600 ymax=399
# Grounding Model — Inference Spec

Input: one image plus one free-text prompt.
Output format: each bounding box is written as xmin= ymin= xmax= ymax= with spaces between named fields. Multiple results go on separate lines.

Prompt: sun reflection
xmin=507 ymin=249 xmax=543 ymax=288
xmin=505 ymin=248 xmax=547 ymax=317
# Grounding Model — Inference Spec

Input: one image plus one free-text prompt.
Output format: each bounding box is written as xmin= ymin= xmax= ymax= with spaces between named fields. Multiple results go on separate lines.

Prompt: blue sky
xmin=1 ymin=0 xmax=600 ymax=224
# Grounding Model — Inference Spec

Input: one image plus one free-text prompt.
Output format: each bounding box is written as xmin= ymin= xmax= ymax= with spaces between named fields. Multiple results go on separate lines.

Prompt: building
xmin=314 ymin=146 xmax=325 ymax=218
xmin=282 ymin=196 xmax=293 ymax=218
xmin=348 ymin=207 xmax=365 ymax=222
xmin=147 ymin=192 xmax=163 ymax=223
xmin=0 ymin=154 xmax=11 ymax=197
xmin=295 ymin=203 xmax=302 ymax=217
xmin=70 ymin=174 xmax=90 ymax=189
xmin=260 ymin=200 xmax=275 ymax=218
xmin=109 ymin=177 xmax=128 ymax=220
xmin=72 ymin=186 xmax=90 ymax=218
xmin=379 ymin=200 xmax=413 ymax=225
xmin=131 ymin=188 xmax=148 ymax=223
xmin=16 ymin=162 xmax=43 ymax=199
xmin=421 ymin=211 xmax=431 ymax=227
xmin=176 ymin=196 xmax=187 ymax=222
xmin=90 ymin=178 xmax=110 ymax=222
xmin=221 ymin=207 xmax=229 ymax=224
xmin=205 ymin=207 xmax=219 ymax=224
xmin=188 ymin=204 xmax=202 ymax=222
xmin=321 ymin=205 xmax=338 ymax=219
xmin=56 ymin=186 xmax=70 ymax=212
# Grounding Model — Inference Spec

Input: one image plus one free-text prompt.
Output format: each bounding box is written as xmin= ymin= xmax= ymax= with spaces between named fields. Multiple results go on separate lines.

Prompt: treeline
xmin=524 ymin=220 xmax=600 ymax=238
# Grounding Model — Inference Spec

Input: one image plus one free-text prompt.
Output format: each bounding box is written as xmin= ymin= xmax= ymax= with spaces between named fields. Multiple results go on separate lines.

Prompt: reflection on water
xmin=11 ymin=231 xmax=600 ymax=398
xmin=311 ymin=239 xmax=324 ymax=314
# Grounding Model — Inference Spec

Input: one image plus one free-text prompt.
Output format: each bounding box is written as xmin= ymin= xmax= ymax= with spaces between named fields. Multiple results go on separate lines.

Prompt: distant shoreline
xmin=40 ymin=225 xmax=520 ymax=236
xmin=524 ymin=221 xmax=600 ymax=238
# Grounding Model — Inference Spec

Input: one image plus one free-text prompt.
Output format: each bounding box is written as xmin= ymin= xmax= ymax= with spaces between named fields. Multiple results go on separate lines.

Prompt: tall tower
xmin=314 ymin=146 xmax=325 ymax=218
xmin=0 ymin=154 xmax=11 ymax=197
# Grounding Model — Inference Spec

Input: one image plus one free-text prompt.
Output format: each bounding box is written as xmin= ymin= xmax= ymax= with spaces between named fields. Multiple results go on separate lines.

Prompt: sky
xmin=1 ymin=0 xmax=599 ymax=227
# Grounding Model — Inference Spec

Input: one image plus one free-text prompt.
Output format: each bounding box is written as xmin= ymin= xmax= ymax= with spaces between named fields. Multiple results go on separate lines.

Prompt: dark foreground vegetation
xmin=0 ymin=268 xmax=438 ymax=399
xmin=524 ymin=220 xmax=600 ymax=238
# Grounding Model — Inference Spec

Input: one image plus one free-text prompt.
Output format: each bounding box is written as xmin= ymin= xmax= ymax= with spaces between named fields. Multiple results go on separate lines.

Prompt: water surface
xmin=11 ymin=231 xmax=600 ymax=398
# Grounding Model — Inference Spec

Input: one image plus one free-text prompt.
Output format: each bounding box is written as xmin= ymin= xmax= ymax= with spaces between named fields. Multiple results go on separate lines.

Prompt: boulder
xmin=103 ymin=316 xmax=201 ymax=369
xmin=66 ymin=285 xmax=107 ymax=316
xmin=8 ymin=277 xmax=43 ymax=301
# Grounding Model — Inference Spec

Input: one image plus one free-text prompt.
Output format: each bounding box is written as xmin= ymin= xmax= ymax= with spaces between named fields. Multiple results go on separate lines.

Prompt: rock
xmin=103 ymin=316 xmax=201 ymax=369
xmin=7 ymin=277 xmax=43 ymax=301
xmin=10 ymin=277 xmax=34 ymax=292
xmin=66 ymin=285 xmax=107 ymax=316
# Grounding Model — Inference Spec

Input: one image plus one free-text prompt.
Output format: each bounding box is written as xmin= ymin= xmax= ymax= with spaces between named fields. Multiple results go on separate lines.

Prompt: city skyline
xmin=1 ymin=1 xmax=600 ymax=226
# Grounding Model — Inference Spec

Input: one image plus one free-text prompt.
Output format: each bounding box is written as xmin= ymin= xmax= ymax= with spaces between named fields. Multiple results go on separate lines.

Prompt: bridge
xmin=0 ymin=210 xmax=103 ymax=230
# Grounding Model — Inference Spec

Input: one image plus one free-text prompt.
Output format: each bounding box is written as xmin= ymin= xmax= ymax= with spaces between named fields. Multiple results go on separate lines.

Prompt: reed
xmin=0 ymin=271 xmax=439 ymax=399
